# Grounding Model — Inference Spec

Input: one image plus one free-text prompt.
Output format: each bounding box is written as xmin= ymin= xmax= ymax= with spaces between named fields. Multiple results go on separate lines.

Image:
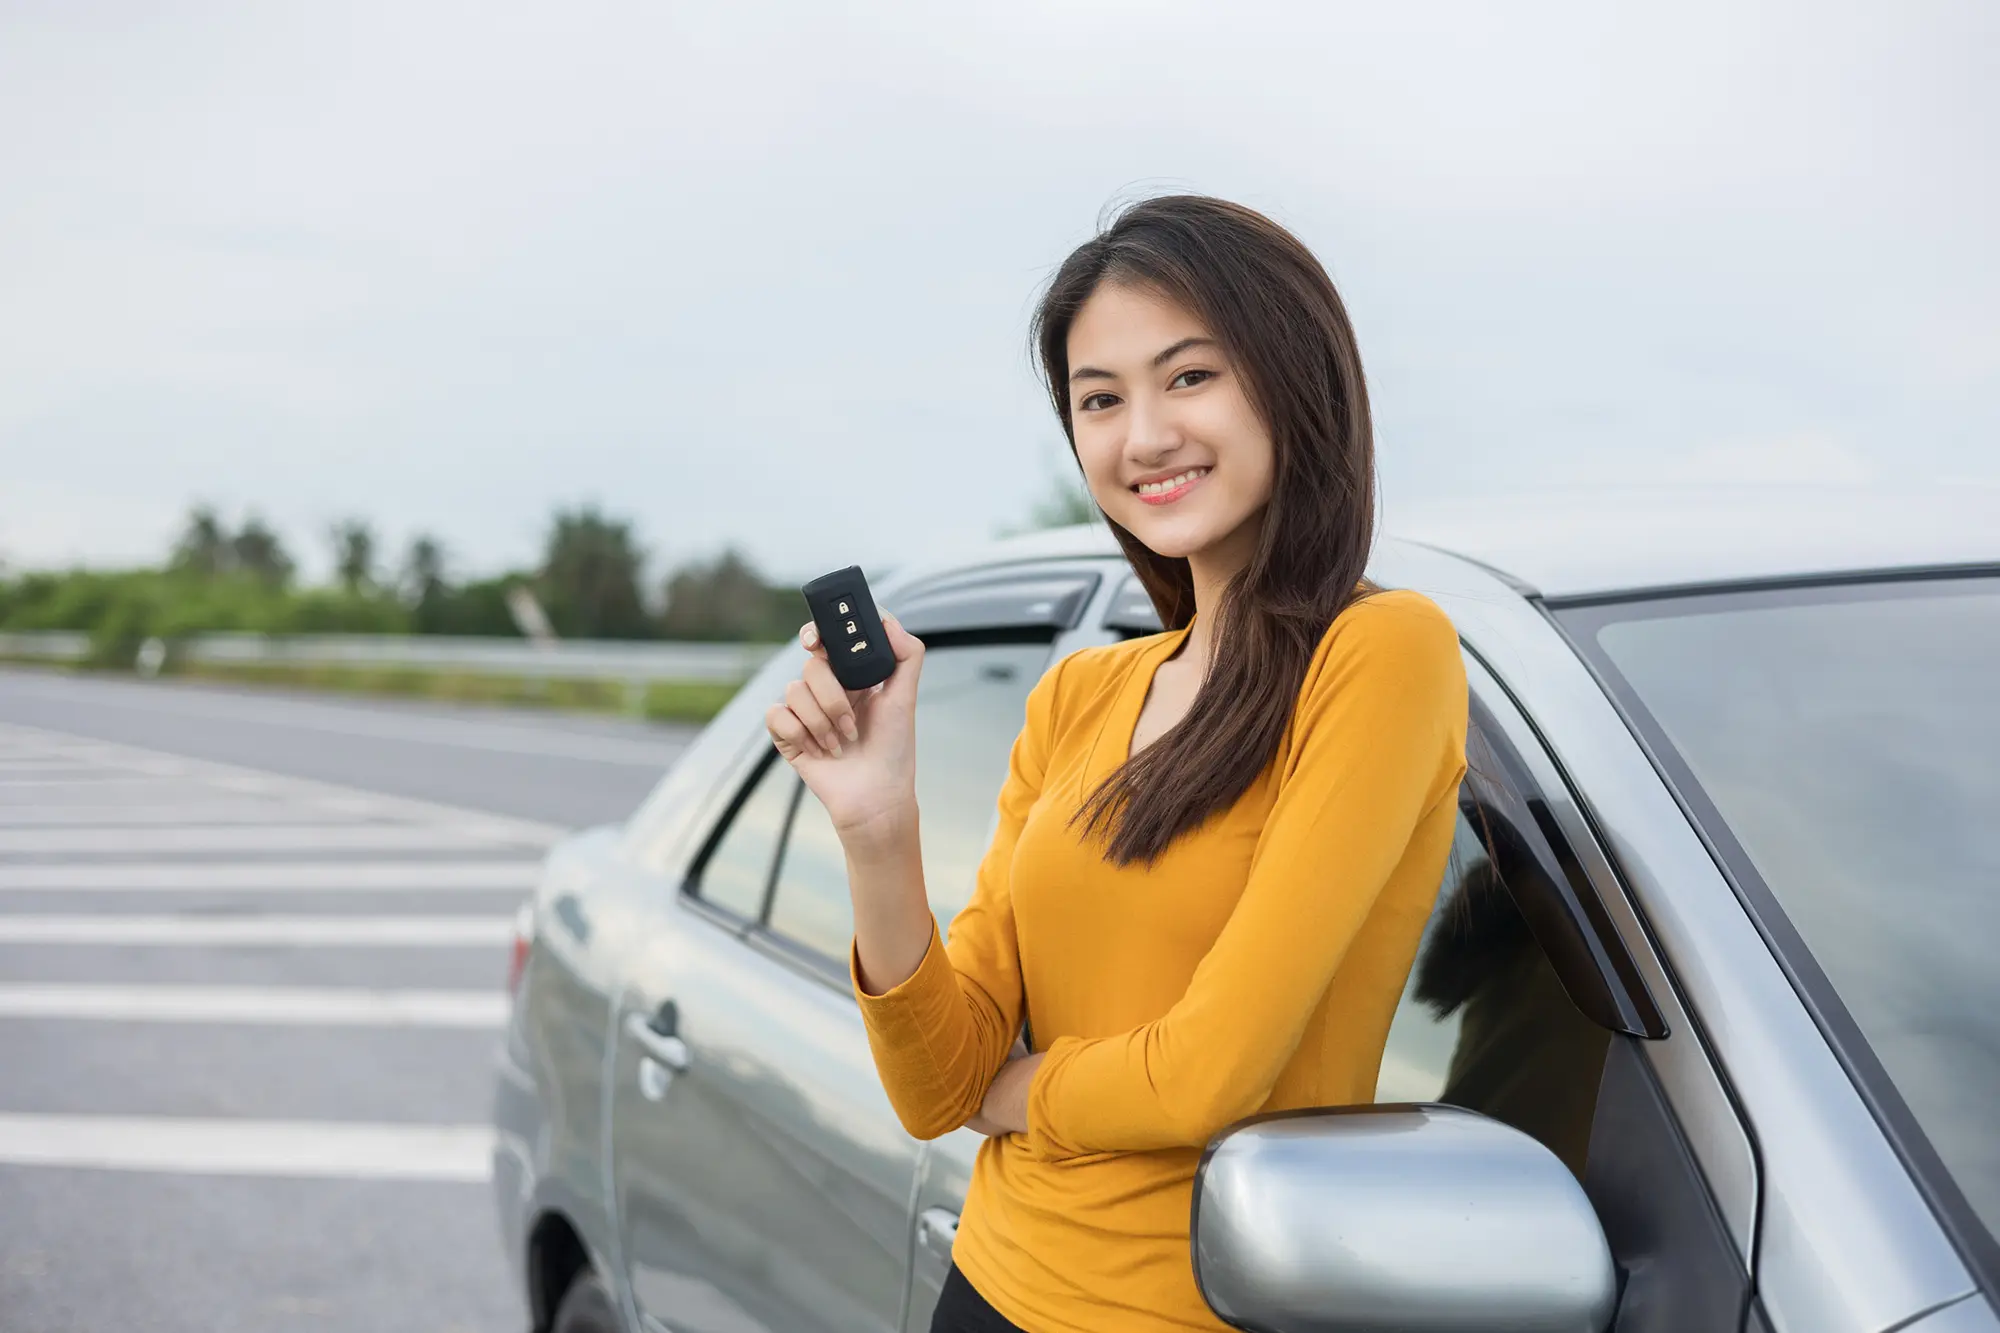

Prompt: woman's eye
xmin=1170 ymin=369 xmax=1215 ymax=390
xmin=1078 ymin=392 xmax=1119 ymax=413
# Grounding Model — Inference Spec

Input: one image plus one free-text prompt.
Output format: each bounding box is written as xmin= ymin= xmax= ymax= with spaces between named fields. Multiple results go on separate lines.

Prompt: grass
xmin=0 ymin=655 xmax=742 ymax=725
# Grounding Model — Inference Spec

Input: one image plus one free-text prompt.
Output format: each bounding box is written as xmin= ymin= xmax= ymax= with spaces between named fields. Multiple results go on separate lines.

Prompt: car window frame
xmin=1550 ymin=568 xmax=2000 ymax=1299
xmin=752 ymin=633 xmax=1062 ymax=988
xmin=679 ymin=745 xmax=802 ymax=934
xmin=680 ymin=565 xmax=1097 ymax=993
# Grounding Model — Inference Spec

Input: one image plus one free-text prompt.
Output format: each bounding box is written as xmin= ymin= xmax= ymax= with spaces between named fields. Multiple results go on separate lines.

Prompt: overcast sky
xmin=2 ymin=1 xmax=1994 ymax=586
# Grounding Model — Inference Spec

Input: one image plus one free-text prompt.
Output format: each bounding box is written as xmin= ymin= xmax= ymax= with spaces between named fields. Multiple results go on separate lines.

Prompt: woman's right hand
xmin=765 ymin=611 xmax=926 ymax=847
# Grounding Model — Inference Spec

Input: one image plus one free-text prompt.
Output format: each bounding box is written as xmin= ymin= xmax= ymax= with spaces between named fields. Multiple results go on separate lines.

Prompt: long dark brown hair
xmin=1032 ymin=195 xmax=1376 ymax=866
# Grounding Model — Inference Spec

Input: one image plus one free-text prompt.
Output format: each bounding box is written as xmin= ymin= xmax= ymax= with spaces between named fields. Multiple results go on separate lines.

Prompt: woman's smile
xmin=1132 ymin=466 xmax=1212 ymax=506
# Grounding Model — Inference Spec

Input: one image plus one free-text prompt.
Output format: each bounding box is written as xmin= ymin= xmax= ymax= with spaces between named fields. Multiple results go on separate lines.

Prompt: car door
xmin=1375 ymin=654 xmax=1759 ymax=1332
xmin=608 ymin=564 xmax=1100 ymax=1333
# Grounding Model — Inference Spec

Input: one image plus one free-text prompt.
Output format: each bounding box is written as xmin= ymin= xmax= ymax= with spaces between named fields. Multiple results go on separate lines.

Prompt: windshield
xmin=1565 ymin=575 xmax=2000 ymax=1247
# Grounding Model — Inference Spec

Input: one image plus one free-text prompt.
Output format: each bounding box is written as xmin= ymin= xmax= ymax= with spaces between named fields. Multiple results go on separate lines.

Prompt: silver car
xmin=492 ymin=488 xmax=1998 ymax=1333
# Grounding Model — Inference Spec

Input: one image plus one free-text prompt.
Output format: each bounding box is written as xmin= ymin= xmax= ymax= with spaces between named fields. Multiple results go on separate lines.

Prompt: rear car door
xmin=607 ymin=564 xmax=1100 ymax=1333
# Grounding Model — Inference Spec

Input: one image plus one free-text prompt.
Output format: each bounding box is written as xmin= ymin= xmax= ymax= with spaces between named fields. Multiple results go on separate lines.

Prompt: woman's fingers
xmin=765 ymin=703 xmax=823 ymax=761
xmin=784 ymin=678 xmax=845 ymax=757
xmin=801 ymin=653 xmax=860 ymax=744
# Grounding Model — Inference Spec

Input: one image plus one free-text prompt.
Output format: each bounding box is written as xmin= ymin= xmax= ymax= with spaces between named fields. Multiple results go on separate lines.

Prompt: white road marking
xmin=0 ymin=1112 xmax=494 ymax=1181
xmin=0 ymin=802 xmax=362 ymax=827
xmin=0 ymin=676 xmax=697 ymax=767
xmin=0 ymin=983 xmax=508 ymax=1026
xmin=0 ymin=769 xmax=128 ymax=785
xmin=0 ymin=859 xmax=541 ymax=891
xmin=0 ymin=824 xmax=522 ymax=854
xmin=0 ymin=721 xmax=572 ymax=847
xmin=0 ymin=776 xmax=192 ymax=792
xmin=0 ymin=915 xmax=512 ymax=946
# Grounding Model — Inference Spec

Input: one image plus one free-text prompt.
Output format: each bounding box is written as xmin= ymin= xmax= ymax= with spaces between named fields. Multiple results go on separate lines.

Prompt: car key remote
xmin=800 ymin=565 xmax=897 ymax=691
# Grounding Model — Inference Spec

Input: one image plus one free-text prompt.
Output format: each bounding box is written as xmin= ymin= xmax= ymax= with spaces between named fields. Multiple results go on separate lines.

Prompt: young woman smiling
xmin=765 ymin=196 xmax=1469 ymax=1333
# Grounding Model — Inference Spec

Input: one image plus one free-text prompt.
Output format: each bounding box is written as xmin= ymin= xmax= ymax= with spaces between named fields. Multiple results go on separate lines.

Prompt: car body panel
xmin=607 ymin=896 xmax=919 ymax=1333
xmin=496 ymin=498 xmax=1996 ymax=1333
xmin=1369 ymin=538 xmax=1980 ymax=1333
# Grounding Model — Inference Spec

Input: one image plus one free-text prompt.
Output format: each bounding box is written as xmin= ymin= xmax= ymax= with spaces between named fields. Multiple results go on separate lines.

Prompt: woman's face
xmin=1066 ymin=281 xmax=1275 ymax=569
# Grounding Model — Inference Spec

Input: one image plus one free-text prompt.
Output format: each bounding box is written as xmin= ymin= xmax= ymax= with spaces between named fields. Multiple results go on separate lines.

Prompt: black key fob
xmin=801 ymin=565 xmax=897 ymax=691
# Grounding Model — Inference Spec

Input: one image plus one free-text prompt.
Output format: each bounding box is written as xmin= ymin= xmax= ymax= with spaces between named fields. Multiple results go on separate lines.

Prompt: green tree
xmin=169 ymin=505 xmax=233 ymax=577
xmin=537 ymin=506 xmax=650 ymax=640
xmin=1028 ymin=471 xmax=1098 ymax=529
xmin=659 ymin=548 xmax=798 ymax=641
xmin=328 ymin=519 xmax=377 ymax=593
xmin=231 ymin=515 xmax=294 ymax=588
xmin=402 ymin=534 xmax=446 ymax=598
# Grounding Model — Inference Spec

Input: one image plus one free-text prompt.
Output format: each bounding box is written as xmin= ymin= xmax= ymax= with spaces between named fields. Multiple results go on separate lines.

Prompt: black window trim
xmin=886 ymin=563 xmax=1102 ymax=640
xmin=678 ymin=745 xmax=800 ymax=934
xmin=1102 ymin=571 xmax=1168 ymax=638
xmin=1460 ymin=661 xmax=1669 ymax=1041
xmin=1548 ymin=572 xmax=2000 ymax=1299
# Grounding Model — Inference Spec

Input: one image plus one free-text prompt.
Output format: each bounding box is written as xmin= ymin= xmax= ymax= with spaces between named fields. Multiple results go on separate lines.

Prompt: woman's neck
xmin=1179 ymin=515 xmax=1261 ymax=678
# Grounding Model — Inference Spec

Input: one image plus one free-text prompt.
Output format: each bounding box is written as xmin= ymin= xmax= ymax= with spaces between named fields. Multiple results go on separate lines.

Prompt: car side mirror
xmin=1192 ymin=1104 xmax=1618 ymax=1333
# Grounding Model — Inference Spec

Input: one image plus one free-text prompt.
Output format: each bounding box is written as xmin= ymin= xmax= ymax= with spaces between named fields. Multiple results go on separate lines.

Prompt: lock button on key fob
xmin=801 ymin=565 xmax=897 ymax=691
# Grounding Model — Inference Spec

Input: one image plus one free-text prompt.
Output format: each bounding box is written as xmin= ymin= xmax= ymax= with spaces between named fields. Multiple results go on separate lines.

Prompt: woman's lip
xmin=1133 ymin=470 xmax=1209 ymax=506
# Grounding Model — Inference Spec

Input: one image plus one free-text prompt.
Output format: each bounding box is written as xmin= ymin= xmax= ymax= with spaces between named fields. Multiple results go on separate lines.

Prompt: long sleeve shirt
xmin=851 ymin=589 xmax=1469 ymax=1332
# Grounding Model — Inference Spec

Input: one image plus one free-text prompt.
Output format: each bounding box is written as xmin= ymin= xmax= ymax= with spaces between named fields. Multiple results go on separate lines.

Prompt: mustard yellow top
xmin=852 ymin=589 xmax=1469 ymax=1332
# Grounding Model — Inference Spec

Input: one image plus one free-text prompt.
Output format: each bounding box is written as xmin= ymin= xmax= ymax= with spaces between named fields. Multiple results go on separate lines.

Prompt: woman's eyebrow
xmin=1068 ymin=336 xmax=1218 ymax=384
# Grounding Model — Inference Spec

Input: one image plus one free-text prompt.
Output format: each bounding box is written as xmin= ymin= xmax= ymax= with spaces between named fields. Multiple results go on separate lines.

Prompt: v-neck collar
xmin=1089 ymin=617 xmax=1197 ymax=780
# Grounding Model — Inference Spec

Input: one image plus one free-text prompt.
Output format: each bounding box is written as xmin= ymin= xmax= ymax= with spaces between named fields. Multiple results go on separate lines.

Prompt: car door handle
xmin=916 ymin=1207 xmax=958 ymax=1260
xmin=623 ymin=1010 xmax=690 ymax=1072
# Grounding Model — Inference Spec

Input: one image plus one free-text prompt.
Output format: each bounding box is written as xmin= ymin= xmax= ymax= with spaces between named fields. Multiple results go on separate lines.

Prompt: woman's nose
xmin=1122 ymin=393 xmax=1183 ymax=461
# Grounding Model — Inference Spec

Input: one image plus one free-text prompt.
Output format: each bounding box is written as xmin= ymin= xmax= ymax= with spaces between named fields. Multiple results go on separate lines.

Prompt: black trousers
xmin=930 ymin=1264 xmax=1027 ymax=1333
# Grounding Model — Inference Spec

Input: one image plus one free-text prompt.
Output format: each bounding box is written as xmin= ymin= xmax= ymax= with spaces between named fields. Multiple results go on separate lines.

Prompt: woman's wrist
xmin=836 ymin=798 xmax=920 ymax=862
xmin=980 ymin=1051 xmax=1044 ymax=1136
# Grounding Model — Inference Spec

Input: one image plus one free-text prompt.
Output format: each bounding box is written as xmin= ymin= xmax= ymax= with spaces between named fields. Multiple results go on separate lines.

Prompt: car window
xmin=1564 ymin=575 xmax=2000 ymax=1256
xmin=1377 ymin=795 xmax=1612 ymax=1179
xmin=766 ymin=642 xmax=1050 ymax=963
xmin=694 ymin=755 xmax=799 ymax=919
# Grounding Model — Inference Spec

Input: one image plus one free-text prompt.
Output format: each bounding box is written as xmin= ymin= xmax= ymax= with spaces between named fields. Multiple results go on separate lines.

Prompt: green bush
xmin=0 ymin=569 xmax=412 ymax=642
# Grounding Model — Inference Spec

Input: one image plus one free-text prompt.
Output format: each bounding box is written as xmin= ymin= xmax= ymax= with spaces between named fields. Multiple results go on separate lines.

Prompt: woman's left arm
xmin=994 ymin=596 xmax=1468 ymax=1160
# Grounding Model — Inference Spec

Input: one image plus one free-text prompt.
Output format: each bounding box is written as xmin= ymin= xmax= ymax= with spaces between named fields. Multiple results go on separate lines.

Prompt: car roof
xmin=905 ymin=484 xmax=1998 ymax=600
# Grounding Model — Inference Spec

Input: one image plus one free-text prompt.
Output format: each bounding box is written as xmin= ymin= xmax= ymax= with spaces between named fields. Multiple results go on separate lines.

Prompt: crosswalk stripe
xmin=0 ymin=776 xmax=192 ymax=791
xmin=0 ymin=803 xmax=368 ymax=828
xmin=0 ymin=983 xmax=508 ymax=1026
xmin=0 ymin=860 xmax=541 ymax=891
xmin=0 ymin=1112 xmax=493 ymax=1181
xmin=0 ymin=721 xmax=571 ymax=847
xmin=0 ymin=915 xmax=512 ymax=946
xmin=0 ymin=825 xmax=525 ymax=854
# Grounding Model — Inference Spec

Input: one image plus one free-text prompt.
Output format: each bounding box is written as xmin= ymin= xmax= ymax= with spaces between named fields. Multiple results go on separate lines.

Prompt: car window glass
xmin=695 ymin=756 xmax=799 ymax=919
xmin=767 ymin=642 xmax=1049 ymax=962
xmin=1584 ymin=580 xmax=2000 ymax=1239
xmin=1377 ymin=798 xmax=1612 ymax=1179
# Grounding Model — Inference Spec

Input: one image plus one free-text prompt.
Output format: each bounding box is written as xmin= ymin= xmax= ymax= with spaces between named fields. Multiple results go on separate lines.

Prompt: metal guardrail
xmin=0 ymin=631 xmax=90 ymax=661
xmin=0 ymin=630 xmax=780 ymax=685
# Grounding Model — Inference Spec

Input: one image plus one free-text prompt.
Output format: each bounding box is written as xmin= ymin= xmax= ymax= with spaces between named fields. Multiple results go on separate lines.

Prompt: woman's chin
xmin=1120 ymin=514 xmax=1219 ymax=561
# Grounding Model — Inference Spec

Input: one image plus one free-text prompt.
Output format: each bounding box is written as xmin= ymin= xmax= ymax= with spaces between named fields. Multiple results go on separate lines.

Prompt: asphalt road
xmin=0 ymin=667 xmax=700 ymax=1333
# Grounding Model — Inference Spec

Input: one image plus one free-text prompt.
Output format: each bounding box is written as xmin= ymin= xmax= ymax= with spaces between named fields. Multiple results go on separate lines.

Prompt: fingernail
xmin=803 ymin=626 xmax=818 ymax=647
xmin=831 ymin=742 xmax=843 ymax=758
xmin=841 ymin=717 xmax=859 ymax=743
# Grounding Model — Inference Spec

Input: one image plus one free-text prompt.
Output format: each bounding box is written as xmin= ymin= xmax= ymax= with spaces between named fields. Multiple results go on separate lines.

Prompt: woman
xmin=765 ymin=195 xmax=1469 ymax=1332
